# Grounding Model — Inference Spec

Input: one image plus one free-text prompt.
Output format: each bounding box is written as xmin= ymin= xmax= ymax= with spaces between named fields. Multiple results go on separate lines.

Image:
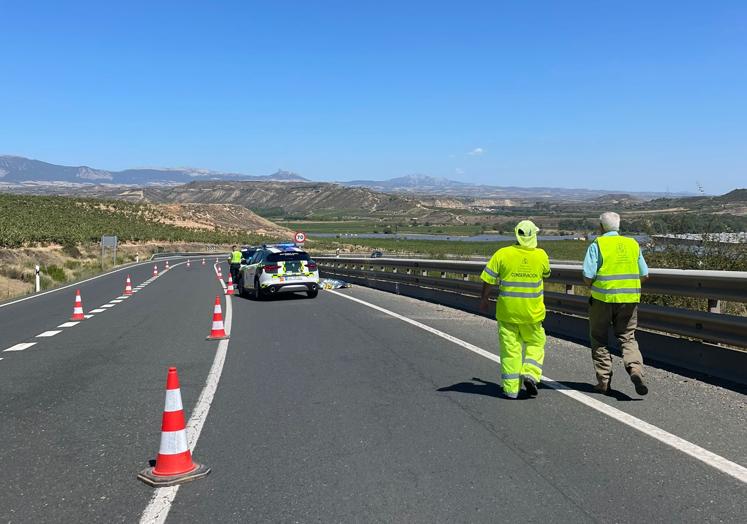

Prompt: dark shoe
xmin=631 ymin=373 xmax=648 ymax=396
xmin=523 ymin=377 xmax=538 ymax=397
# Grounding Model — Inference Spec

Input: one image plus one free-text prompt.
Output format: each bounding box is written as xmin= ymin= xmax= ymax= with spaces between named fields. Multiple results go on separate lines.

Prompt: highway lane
xmin=1 ymin=262 xmax=745 ymax=522
xmin=0 ymin=259 xmax=225 ymax=522
xmin=0 ymin=259 xmax=168 ymax=352
xmin=170 ymin=287 xmax=746 ymax=523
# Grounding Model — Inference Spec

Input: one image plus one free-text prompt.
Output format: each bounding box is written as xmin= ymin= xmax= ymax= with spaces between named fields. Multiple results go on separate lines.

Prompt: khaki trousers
xmin=588 ymin=298 xmax=644 ymax=384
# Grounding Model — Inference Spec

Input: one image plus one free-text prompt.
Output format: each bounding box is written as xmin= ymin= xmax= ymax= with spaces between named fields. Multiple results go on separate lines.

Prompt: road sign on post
xmin=294 ymin=232 xmax=306 ymax=245
xmin=35 ymin=264 xmax=40 ymax=292
xmin=101 ymin=235 xmax=118 ymax=268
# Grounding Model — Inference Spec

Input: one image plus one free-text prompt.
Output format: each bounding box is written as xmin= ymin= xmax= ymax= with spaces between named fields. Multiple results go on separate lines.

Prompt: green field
xmin=279 ymin=220 xmax=490 ymax=236
xmin=0 ymin=193 xmax=268 ymax=247
xmin=308 ymin=237 xmax=590 ymax=261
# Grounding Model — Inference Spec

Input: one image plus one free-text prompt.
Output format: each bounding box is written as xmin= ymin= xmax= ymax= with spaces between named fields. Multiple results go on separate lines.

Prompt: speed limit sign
xmin=294 ymin=231 xmax=306 ymax=244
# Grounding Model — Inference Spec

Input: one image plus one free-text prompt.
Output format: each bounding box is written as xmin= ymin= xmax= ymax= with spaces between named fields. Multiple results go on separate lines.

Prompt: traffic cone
xmin=226 ymin=274 xmax=235 ymax=295
xmin=124 ymin=275 xmax=133 ymax=296
xmin=137 ymin=367 xmax=210 ymax=487
xmin=165 ymin=260 xmax=170 ymax=270
xmin=186 ymin=259 xmax=191 ymax=269
xmin=202 ymin=258 xmax=205 ymax=266
xmin=71 ymin=289 xmax=85 ymax=321
xmin=153 ymin=265 xmax=158 ymax=277
xmin=206 ymin=296 xmax=229 ymax=340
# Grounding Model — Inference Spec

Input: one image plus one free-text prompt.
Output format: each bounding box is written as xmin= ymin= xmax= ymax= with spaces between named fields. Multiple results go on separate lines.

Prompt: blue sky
xmin=1 ymin=1 xmax=745 ymax=193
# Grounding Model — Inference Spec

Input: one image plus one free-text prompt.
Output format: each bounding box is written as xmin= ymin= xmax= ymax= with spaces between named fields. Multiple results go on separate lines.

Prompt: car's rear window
xmin=267 ymin=251 xmax=310 ymax=263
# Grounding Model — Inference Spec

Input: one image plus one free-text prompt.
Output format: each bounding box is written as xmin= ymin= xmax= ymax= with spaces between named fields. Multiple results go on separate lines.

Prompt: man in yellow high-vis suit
xmin=480 ymin=220 xmax=550 ymax=399
xmin=583 ymin=212 xmax=649 ymax=396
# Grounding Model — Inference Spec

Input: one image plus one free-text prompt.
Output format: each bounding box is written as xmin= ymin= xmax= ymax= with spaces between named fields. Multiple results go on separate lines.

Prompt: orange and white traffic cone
xmin=71 ymin=289 xmax=85 ymax=321
xmin=124 ymin=275 xmax=133 ymax=296
xmin=137 ymin=367 xmax=210 ymax=487
xmin=165 ymin=260 xmax=170 ymax=270
xmin=153 ymin=265 xmax=158 ymax=277
xmin=206 ymin=296 xmax=229 ymax=340
xmin=226 ymin=274 xmax=235 ymax=295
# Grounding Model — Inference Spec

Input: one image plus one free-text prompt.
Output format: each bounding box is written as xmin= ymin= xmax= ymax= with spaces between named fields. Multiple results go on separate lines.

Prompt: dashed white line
xmin=89 ymin=308 xmax=107 ymax=313
xmin=101 ymin=304 xmax=116 ymax=309
xmin=57 ymin=321 xmax=80 ymax=328
xmin=3 ymin=342 xmax=37 ymax=352
xmin=36 ymin=330 xmax=62 ymax=338
xmin=84 ymin=314 xmax=94 ymax=319
xmin=327 ymin=289 xmax=747 ymax=485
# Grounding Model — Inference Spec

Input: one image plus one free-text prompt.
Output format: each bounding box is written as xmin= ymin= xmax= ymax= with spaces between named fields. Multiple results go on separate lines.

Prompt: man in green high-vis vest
xmin=583 ymin=212 xmax=649 ymax=396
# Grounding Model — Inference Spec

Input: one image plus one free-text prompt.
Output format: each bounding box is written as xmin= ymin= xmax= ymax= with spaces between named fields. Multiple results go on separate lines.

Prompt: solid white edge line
xmin=36 ymin=330 xmax=62 ymax=338
xmin=139 ymin=263 xmax=232 ymax=524
xmin=3 ymin=342 xmax=37 ymax=352
xmin=326 ymin=289 xmax=747 ymax=485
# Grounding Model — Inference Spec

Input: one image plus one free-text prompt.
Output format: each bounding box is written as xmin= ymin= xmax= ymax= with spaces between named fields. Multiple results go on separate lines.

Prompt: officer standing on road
xmin=583 ymin=212 xmax=649 ymax=396
xmin=228 ymin=245 xmax=242 ymax=284
xmin=479 ymin=220 xmax=550 ymax=399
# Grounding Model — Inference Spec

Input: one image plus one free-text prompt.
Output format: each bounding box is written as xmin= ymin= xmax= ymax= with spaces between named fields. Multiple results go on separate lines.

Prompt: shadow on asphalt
xmin=555 ymin=380 xmax=642 ymax=402
xmin=438 ymin=378 xmax=642 ymax=402
xmin=437 ymin=377 xmax=537 ymax=400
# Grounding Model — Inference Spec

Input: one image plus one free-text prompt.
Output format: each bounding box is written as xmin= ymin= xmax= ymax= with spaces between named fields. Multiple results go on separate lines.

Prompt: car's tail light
xmin=263 ymin=264 xmax=279 ymax=273
xmin=307 ymin=262 xmax=317 ymax=271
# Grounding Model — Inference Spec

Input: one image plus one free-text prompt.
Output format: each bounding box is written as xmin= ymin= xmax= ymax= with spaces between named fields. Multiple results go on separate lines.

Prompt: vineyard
xmin=0 ymin=193 xmax=267 ymax=247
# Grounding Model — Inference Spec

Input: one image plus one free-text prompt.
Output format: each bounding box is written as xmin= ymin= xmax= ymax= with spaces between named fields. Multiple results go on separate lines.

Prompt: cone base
xmin=137 ymin=462 xmax=210 ymax=487
xmin=206 ymin=334 xmax=229 ymax=340
xmin=71 ymin=315 xmax=85 ymax=321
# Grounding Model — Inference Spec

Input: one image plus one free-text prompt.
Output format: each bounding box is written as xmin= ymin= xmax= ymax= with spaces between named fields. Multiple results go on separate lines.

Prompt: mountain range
xmin=0 ymin=156 xmax=308 ymax=186
xmin=1 ymin=155 xmax=691 ymax=201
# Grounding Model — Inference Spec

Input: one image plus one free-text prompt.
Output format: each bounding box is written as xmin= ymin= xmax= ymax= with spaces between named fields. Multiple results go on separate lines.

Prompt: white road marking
xmin=57 ymin=321 xmax=79 ymax=328
xmin=101 ymin=304 xmax=116 ymax=309
xmin=36 ymin=330 xmax=62 ymax=338
xmin=327 ymin=290 xmax=747 ymax=485
xmin=89 ymin=308 xmax=107 ymax=313
xmin=84 ymin=314 xmax=94 ymax=319
xmin=140 ymin=264 xmax=232 ymax=524
xmin=3 ymin=342 xmax=37 ymax=352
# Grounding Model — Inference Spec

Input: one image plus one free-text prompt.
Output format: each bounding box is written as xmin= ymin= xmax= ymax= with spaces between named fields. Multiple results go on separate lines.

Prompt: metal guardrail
xmin=316 ymin=256 xmax=747 ymax=349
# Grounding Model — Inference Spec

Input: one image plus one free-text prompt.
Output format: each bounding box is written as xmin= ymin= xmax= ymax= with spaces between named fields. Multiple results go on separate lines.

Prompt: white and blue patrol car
xmin=237 ymin=244 xmax=320 ymax=299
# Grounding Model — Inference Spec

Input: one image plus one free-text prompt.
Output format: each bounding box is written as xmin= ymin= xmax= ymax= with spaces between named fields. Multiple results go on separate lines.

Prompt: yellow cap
xmin=515 ymin=220 xmax=539 ymax=248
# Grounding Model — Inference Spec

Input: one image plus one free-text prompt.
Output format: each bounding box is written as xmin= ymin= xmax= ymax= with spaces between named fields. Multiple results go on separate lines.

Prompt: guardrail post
xmin=407 ymin=268 xmax=412 ymax=275
xmin=463 ymin=273 xmax=469 ymax=281
xmin=708 ymin=299 xmax=721 ymax=314
xmin=441 ymin=271 xmax=446 ymax=279
xmin=422 ymin=269 xmax=427 ymax=277
xmin=393 ymin=267 xmax=398 ymax=274
xmin=565 ymin=284 xmax=574 ymax=295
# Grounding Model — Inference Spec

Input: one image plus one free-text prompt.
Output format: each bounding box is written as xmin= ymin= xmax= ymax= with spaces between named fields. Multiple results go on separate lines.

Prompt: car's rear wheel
xmin=237 ymin=275 xmax=248 ymax=298
xmin=306 ymin=288 xmax=318 ymax=299
xmin=254 ymin=278 xmax=265 ymax=300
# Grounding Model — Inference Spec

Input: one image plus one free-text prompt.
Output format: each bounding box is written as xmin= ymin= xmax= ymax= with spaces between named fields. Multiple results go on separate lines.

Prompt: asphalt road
xmin=1 ymin=260 xmax=745 ymax=523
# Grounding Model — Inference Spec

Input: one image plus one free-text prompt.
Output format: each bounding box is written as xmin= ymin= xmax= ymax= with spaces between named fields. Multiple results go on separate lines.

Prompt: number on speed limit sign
xmin=294 ymin=231 xmax=306 ymax=244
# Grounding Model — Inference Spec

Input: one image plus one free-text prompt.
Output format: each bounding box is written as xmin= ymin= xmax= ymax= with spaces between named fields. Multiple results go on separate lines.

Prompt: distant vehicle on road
xmin=370 ymin=250 xmax=384 ymax=258
xmin=238 ymin=244 xmax=319 ymax=299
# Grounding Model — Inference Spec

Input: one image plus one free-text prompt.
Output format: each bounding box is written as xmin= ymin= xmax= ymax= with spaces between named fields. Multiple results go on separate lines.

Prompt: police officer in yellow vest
xmin=480 ymin=220 xmax=550 ymax=399
xmin=228 ymin=245 xmax=242 ymax=284
xmin=583 ymin=212 xmax=649 ymax=396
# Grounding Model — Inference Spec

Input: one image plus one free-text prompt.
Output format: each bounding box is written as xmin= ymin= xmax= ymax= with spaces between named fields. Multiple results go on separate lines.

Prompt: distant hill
xmin=0 ymin=156 xmax=308 ymax=187
xmin=343 ymin=174 xmax=687 ymax=201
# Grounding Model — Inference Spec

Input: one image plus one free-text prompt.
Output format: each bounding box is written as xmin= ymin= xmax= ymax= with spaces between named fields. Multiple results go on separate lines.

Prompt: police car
xmin=237 ymin=244 xmax=320 ymax=299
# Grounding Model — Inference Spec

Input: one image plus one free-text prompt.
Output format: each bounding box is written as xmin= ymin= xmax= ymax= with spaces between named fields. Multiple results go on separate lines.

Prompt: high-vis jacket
xmin=481 ymin=245 xmax=551 ymax=324
xmin=590 ymin=235 xmax=642 ymax=303
xmin=230 ymin=250 xmax=242 ymax=264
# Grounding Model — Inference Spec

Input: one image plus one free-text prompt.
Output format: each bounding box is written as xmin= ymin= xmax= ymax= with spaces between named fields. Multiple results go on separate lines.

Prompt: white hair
xmin=599 ymin=212 xmax=620 ymax=232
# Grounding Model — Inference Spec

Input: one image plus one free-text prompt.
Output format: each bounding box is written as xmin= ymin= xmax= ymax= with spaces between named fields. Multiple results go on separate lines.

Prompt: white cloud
xmin=455 ymin=168 xmax=465 ymax=175
xmin=468 ymin=147 xmax=484 ymax=156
